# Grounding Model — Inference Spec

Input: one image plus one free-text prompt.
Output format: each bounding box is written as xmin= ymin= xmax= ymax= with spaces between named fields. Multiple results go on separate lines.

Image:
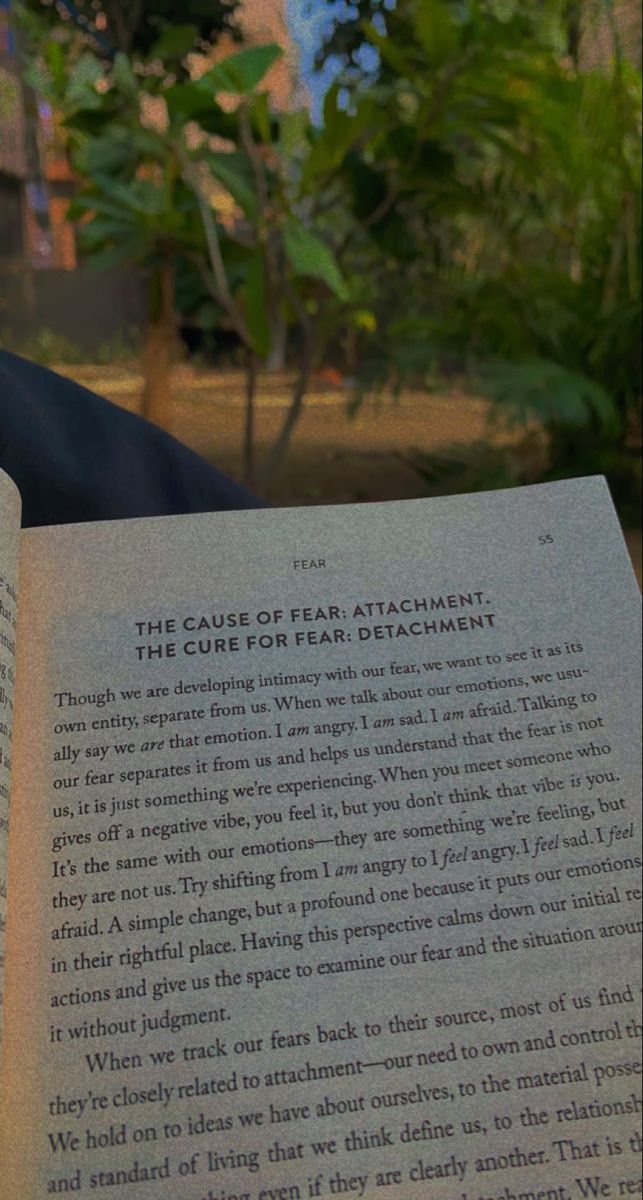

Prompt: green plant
xmin=17 ymin=10 xmax=366 ymax=483
xmin=93 ymin=328 xmax=144 ymax=366
xmin=402 ymin=436 xmax=548 ymax=496
xmin=0 ymin=326 xmax=86 ymax=365
xmin=322 ymin=0 xmax=641 ymax=509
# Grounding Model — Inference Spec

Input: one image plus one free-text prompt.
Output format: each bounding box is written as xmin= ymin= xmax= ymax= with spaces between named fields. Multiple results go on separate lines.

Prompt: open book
xmin=0 ymin=469 xmax=640 ymax=1200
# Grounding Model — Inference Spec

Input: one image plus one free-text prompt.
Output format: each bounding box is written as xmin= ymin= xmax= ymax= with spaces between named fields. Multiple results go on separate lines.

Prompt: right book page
xmin=1 ymin=475 xmax=641 ymax=1200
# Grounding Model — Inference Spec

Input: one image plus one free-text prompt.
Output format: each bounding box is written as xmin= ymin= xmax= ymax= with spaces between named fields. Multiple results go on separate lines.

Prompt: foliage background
xmin=3 ymin=0 xmax=641 ymax=520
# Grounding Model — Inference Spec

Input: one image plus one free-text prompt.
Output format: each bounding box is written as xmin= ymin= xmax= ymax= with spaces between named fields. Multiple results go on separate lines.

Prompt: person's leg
xmin=0 ymin=350 xmax=267 ymax=527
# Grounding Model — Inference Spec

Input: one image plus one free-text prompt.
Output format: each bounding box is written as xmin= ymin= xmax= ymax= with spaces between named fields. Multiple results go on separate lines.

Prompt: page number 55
xmin=538 ymin=533 xmax=554 ymax=545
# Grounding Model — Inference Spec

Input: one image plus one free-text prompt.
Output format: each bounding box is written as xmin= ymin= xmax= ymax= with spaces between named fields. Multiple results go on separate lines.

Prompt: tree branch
xmin=125 ymin=0 xmax=144 ymax=52
xmin=362 ymin=182 xmax=401 ymax=231
xmin=180 ymin=149 xmax=251 ymax=347
xmin=105 ymin=1 xmax=130 ymax=53
xmin=238 ymin=100 xmax=281 ymax=331
xmin=239 ymin=101 xmax=269 ymax=215
xmin=261 ymin=278 xmax=317 ymax=485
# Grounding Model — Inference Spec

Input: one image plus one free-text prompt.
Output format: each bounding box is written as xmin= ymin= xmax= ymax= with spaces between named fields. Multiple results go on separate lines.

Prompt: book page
xmin=0 ymin=470 xmax=20 ymax=1040
xmin=1 ymin=477 xmax=641 ymax=1199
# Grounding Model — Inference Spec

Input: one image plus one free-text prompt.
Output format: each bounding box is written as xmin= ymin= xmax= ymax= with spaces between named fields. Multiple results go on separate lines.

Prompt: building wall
xmin=0 ymin=265 xmax=146 ymax=349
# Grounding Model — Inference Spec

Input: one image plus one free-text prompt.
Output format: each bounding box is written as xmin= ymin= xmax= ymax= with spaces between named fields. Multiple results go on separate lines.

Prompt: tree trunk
xmin=266 ymin=311 xmax=288 ymax=371
xmin=141 ymin=262 xmax=176 ymax=432
xmin=243 ymin=352 xmax=259 ymax=487
xmin=261 ymin=351 xmax=313 ymax=492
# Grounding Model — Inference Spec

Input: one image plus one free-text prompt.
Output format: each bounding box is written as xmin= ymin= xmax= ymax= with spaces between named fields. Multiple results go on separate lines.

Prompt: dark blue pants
xmin=0 ymin=350 xmax=266 ymax=527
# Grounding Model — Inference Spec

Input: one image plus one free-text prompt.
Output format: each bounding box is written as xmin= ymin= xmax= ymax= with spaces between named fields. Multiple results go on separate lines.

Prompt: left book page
xmin=0 ymin=470 xmax=20 ymax=1040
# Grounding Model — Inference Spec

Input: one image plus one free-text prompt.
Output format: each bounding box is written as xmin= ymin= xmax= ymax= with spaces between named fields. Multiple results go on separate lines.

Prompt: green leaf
xmin=112 ymin=52 xmax=138 ymax=98
xmin=279 ymin=109 xmax=309 ymax=158
xmin=93 ymin=174 xmax=168 ymax=217
xmin=45 ymin=41 xmax=66 ymax=99
xmin=66 ymin=192 xmax=134 ymax=223
xmin=73 ymin=128 xmax=137 ymax=177
xmin=127 ymin=126 xmax=169 ymax=162
xmin=164 ymin=82 xmax=237 ymax=137
xmin=249 ymin=91 xmax=272 ymax=146
xmin=363 ymin=23 xmax=411 ymax=77
xmin=308 ymin=87 xmax=374 ymax=177
xmin=195 ymin=44 xmax=282 ymax=96
xmin=80 ymin=237 xmax=150 ymax=271
xmin=164 ymin=81 xmax=213 ymax=119
xmin=283 ymin=223 xmax=348 ymax=299
xmin=78 ymin=216 xmax=139 ymax=249
xmin=203 ymin=152 xmax=258 ymax=220
xmin=413 ymin=1 xmax=459 ymax=69
xmin=62 ymin=107 xmax=114 ymax=136
xmin=65 ymin=52 xmax=104 ymax=112
xmin=480 ymin=359 xmax=618 ymax=433
xmin=243 ymin=250 xmax=271 ymax=358
xmin=148 ymin=24 xmax=198 ymax=63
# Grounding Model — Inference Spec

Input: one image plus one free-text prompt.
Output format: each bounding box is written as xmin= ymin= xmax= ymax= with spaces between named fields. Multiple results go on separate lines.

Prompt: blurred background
xmin=0 ymin=0 xmax=641 ymax=568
